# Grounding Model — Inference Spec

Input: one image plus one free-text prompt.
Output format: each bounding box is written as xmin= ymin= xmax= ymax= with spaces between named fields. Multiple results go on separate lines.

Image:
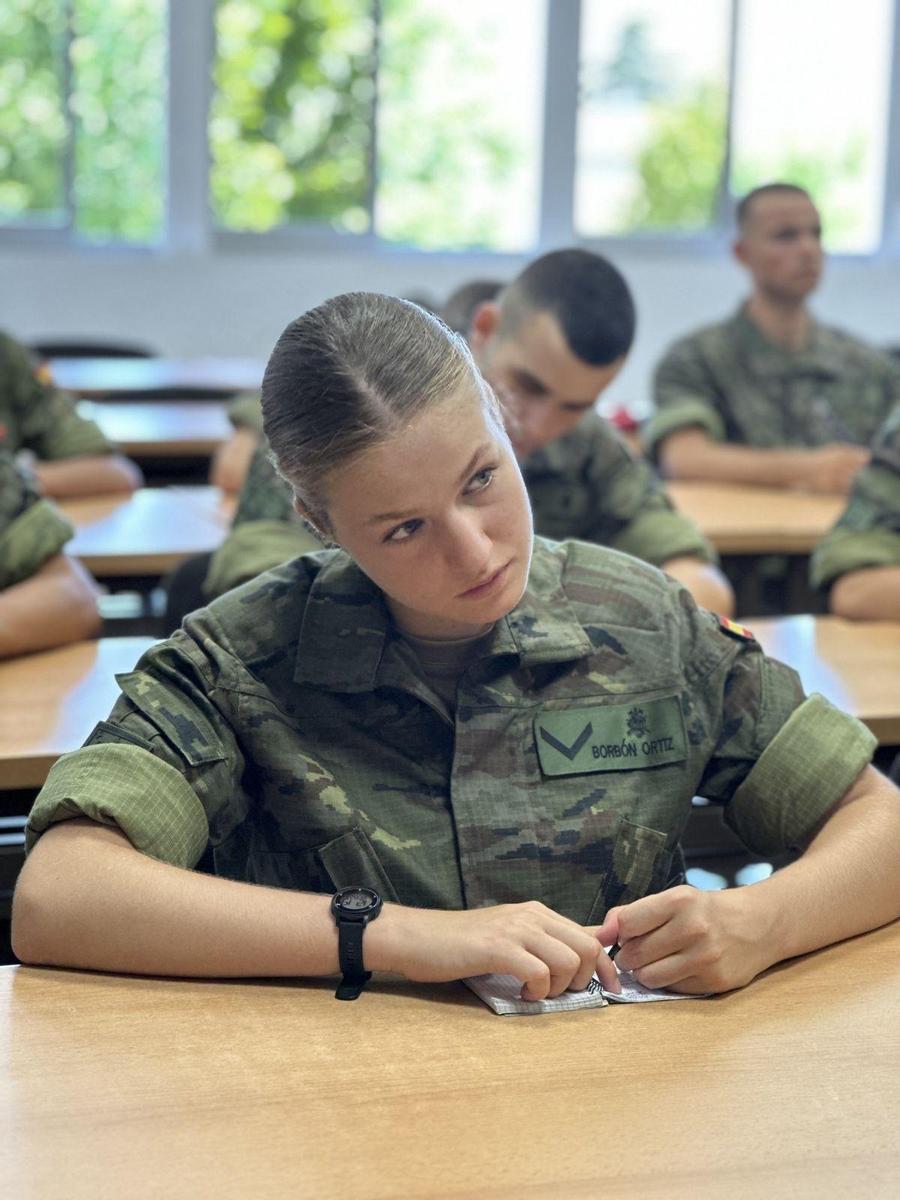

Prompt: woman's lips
xmin=458 ymin=561 xmax=511 ymax=600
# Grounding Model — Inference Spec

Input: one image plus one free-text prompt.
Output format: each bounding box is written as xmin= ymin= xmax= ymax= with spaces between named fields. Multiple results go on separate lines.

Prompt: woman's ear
xmin=292 ymin=495 xmax=331 ymax=542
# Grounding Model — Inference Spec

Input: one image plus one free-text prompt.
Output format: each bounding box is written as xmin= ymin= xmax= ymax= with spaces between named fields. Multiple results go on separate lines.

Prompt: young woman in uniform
xmin=13 ymin=294 xmax=900 ymax=1001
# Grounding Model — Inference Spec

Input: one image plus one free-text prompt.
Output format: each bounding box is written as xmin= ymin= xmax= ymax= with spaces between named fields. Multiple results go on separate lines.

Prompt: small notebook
xmin=463 ymin=967 xmax=708 ymax=1015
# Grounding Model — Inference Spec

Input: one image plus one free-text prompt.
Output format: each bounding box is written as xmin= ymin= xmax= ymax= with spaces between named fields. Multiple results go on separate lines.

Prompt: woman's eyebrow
xmin=366 ymin=444 xmax=493 ymax=525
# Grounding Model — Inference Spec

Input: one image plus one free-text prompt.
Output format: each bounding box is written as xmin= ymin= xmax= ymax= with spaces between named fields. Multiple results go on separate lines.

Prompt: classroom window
xmin=575 ymin=0 xmax=732 ymax=238
xmin=729 ymin=0 xmax=893 ymax=254
xmin=211 ymin=0 xmax=545 ymax=251
xmin=0 ymin=0 xmax=166 ymax=244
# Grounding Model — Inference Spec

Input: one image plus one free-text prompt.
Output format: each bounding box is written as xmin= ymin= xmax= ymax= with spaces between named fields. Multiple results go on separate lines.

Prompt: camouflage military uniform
xmin=0 ymin=449 xmax=74 ymax=589
xmin=27 ymin=538 xmax=873 ymax=923
xmin=204 ymin=413 xmax=715 ymax=598
xmin=225 ymin=391 xmax=264 ymax=434
xmin=811 ymin=405 xmax=900 ymax=590
xmin=645 ymin=308 xmax=900 ymax=458
xmin=0 ymin=331 xmax=114 ymax=459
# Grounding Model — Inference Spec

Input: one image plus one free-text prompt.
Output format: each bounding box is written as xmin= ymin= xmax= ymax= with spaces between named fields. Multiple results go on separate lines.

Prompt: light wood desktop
xmin=0 ymin=638 xmax=155 ymax=789
xmin=79 ymin=400 xmax=231 ymax=457
xmin=751 ymin=615 xmax=900 ymax=744
xmin=49 ymin=356 xmax=265 ymax=397
xmin=667 ymin=481 xmax=844 ymax=555
xmin=3 ymin=920 xmax=900 ymax=1199
xmin=60 ymin=486 xmax=233 ymax=577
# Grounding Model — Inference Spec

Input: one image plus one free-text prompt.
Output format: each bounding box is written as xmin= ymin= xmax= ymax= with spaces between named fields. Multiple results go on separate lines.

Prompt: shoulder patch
xmin=717 ymin=614 xmax=755 ymax=642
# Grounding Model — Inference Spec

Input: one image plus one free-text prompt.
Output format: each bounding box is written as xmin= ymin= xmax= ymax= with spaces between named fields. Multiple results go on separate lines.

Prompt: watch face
xmin=339 ymin=888 xmax=377 ymax=912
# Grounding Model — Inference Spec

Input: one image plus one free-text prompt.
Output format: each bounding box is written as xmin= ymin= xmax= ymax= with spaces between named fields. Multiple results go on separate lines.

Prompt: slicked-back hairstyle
xmin=736 ymin=182 xmax=812 ymax=230
xmin=440 ymin=279 xmax=504 ymax=334
xmin=497 ymin=249 xmax=635 ymax=366
xmin=261 ymin=292 xmax=489 ymax=526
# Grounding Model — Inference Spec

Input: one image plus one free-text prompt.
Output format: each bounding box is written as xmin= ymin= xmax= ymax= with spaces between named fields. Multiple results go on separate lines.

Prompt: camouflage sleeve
xmin=810 ymin=408 xmax=900 ymax=589
xmin=679 ymin=600 xmax=875 ymax=857
xmin=25 ymin=622 xmax=247 ymax=867
xmin=0 ymin=452 xmax=74 ymax=588
xmin=205 ymin=519 xmax=324 ymax=598
xmin=643 ymin=334 xmax=727 ymax=459
xmin=204 ymin=437 xmax=325 ymax=597
xmin=0 ymin=333 xmax=113 ymax=459
xmin=584 ymin=421 xmax=716 ymax=565
xmin=226 ymin=391 xmax=263 ymax=433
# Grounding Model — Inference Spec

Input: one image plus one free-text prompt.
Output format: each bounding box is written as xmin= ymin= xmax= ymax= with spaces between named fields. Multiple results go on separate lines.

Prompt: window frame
xmin=2 ymin=0 xmax=900 ymax=260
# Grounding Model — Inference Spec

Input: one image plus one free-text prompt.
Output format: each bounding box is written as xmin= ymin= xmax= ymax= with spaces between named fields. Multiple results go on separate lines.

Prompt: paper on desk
xmin=464 ymin=967 xmax=708 ymax=1015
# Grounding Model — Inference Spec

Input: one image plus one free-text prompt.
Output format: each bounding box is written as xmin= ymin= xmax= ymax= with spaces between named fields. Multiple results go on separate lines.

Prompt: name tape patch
xmin=534 ymin=696 xmax=687 ymax=777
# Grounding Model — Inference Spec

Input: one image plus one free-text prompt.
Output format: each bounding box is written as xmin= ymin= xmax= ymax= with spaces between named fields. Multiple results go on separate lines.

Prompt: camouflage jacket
xmin=0 ymin=449 xmax=74 ymax=589
xmin=28 ymin=538 xmax=873 ymax=923
xmin=811 ymin=405 xmax=900 ymax=589
xmin=204 ymin=413 xmax=714 ymax=599
xmin=0 ymin=331 xmax=113 ymax=460
xmin=645 ymin=307 xmax=900 ymax=457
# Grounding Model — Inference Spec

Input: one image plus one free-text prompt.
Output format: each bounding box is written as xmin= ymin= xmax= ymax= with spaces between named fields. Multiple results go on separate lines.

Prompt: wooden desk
xmin=667 ymin=481 xmax=843 ymax=554
xmin=752 ymin=615 xmax=900 ymax=744
xmin=3 ymin=921 xmax=900 ymax=1198
xmin=0 ymin=638 xmax=155 ymax=789
xmin=49 ymin=356 xmax=265 ymax=398
xmin=61 ymin=486 xmax=233 ymax=577
xmin=79 ymin=400 xmax=231 ymax=457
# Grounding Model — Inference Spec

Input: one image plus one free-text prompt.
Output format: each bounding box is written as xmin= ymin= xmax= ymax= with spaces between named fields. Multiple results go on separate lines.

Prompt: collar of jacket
xmin=292 ymin=540 xmax=594 ymax=693
xmin=730 ymin=304 xmax=844 ymax=380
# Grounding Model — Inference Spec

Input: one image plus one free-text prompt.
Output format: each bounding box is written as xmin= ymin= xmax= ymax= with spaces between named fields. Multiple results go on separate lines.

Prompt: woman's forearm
xmin=747 ymin=766 xmax=900 ymax=967
xmin=13 ymin=820 xmax=340 ymax=978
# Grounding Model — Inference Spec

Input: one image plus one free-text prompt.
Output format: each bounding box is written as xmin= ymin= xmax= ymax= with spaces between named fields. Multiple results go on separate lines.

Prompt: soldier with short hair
xmin=14 ymin=293 xmax=900 ymax=1000
xmin=0 ymin=330 xmax=142 ymax=498
xmin=811 ymin=406 xmax=900 ymax=619
xmin=0 ymin=448 xmax=101 ymax=657
xmin=202 ymin=250 xmax=733 ymax=617
xmin=645 ymin=184 xmax=900 ymax=493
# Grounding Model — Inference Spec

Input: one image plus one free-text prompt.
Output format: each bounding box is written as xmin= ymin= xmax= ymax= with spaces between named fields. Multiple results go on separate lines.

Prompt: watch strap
xmin=335 ymin=914 xmax=371 ymax=1001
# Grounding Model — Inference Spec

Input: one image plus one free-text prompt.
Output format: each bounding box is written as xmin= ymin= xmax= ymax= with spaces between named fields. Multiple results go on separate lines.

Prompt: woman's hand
xmin=596 ymin=885 xmax=774 ymax=995
xmin=368 ymin=900 xmax=620 ymax=1000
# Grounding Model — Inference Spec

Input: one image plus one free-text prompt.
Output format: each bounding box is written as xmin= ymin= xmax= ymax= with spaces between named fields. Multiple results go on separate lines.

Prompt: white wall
xmin=4 ymin=245 xmax=899 ymax=416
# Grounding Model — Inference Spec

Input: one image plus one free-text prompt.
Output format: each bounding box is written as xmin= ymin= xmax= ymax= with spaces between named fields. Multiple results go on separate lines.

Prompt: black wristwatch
xmin=330 ymin=886 xmax=383 ymax=1001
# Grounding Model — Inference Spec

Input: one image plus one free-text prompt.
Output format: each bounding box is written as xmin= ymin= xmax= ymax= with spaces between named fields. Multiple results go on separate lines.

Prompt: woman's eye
xmin=385 ymin=519 xmax=421 ymax=543
xmin=466 ymin=467 xmax=496 ymax=494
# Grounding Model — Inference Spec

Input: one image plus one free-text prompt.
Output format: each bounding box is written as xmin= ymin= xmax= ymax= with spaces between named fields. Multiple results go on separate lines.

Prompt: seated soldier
xmin=0 ymin=449 xmax=101 ymax=658
xmin=202 ymin=251 xmax=734 ymax=618
xmin=208 ymin=392 xmax=264 ymax=496
xmin=1 ymin=330 xmax=142 ymax=498
xmin=810 ymin=407 xmax=900 ymax=620
xmin=645 ymin=184 xmax=900 ymax=493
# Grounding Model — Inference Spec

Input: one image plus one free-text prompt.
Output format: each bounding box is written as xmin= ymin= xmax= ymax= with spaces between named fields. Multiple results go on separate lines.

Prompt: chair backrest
xmin=29 ymin=339 xmax=158 ymax=361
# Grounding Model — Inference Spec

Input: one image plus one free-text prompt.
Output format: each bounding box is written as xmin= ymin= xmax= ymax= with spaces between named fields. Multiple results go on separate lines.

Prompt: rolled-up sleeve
xmin=680 ymin=600 xmax=876 ymax=856
xmin=644 ymin=338 xmax=726 ymax=459
xmin=24 ymin=629 xmax=248 ymax=865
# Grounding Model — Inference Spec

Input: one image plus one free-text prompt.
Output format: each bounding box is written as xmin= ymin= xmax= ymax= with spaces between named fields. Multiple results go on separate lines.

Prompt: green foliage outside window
xmin=210 ymin=0 xmax=375 ymax=233
xmin=0 ymin=0 xmax=66 ymax=224
xmin=0 ymin=0 xmax=165 ymax=243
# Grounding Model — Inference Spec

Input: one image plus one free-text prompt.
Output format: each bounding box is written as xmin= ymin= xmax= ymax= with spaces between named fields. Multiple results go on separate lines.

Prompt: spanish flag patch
xmin=717 ymin=614 xmax=755 ymax=642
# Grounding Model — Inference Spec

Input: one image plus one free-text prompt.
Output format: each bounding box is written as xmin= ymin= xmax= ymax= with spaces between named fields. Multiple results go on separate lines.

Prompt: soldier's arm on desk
xmin=11 ymin=622 xmax=617 ymax=997
xmin=577 ymin=419 xmax=734 ymax=614
xmin=32 ymin=453 xmax=143 ymax=498
xmin=656 ymin=427 xmax=869 ymax=494
xmin=0 ymin=555 xmax=101 ymax=658
xmin=602 ymin=766 xmax=900 ymax=996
